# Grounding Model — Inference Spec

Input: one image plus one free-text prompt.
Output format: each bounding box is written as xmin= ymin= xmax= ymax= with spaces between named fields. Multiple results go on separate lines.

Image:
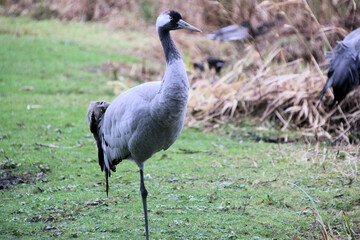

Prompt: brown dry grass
xmin=2 ymin=0 xmax=358 ymax=31
xmin=183 ymin=0 xmax=360 ymax=145
xmin=185 ymin=0 xmax=359 ymax=144
xmin=187 ymin=43 xmax=360 ymax=144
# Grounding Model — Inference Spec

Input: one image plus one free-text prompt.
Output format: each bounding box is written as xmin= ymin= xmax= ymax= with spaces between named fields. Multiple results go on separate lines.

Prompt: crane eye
xmin=169 ymin=16 xmax=173 ymax=20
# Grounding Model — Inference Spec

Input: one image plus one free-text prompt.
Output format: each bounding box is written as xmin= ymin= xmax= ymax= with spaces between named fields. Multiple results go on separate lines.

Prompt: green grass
xmin=0 ymin=16 xmax=359 ymax=239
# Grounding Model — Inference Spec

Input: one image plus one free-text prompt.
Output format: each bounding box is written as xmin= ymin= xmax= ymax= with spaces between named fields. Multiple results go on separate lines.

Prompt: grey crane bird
xmin=87 ymin=10 xmax=201 ymax=240
xmin=318 ymin=28 xmax=360 ymax=105
xmin=207 ymin=20 xmax=276 ymax=42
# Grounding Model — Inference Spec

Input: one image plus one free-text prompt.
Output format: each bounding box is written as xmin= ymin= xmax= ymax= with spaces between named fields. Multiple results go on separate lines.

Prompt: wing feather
xmin=101 ymin=81 xmax=161 ymax=172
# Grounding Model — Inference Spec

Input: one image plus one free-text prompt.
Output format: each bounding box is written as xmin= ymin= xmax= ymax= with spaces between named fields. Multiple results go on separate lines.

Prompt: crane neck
xmin=158 ymin=30 xmax=181 ymax=64
xmin=150 ymin=29 xmax=188 ymax=127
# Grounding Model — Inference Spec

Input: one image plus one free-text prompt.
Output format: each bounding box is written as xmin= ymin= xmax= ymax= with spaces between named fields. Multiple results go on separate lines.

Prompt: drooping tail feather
xmin=87 ymin=101 xmax=111 ymax=195
xmin=317 ymin=76 xmax=334 ymax=102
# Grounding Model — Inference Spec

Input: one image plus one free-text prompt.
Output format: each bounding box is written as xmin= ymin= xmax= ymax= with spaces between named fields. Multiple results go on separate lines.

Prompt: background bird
xmin=206 ymin=17 xmax=284 ymax=61
xmin=193 ymin=57 xmax=226 ymax=74
xmin=207 ymin=57 xmax=226 ymax=74
xmin=193 ymin=62 xmax=205 ymax=72
xmin=206 ymin=20 xmax=277 ymax=42
xmin=87 ymin=10 xmax=200 ymax=240
xmin=318 ymin=28 xmax=360 ymax=105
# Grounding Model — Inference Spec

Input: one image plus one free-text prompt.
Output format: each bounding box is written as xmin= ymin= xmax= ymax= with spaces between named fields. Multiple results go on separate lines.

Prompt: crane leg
xmin=140 ymin=169 xmax=149 ymax=240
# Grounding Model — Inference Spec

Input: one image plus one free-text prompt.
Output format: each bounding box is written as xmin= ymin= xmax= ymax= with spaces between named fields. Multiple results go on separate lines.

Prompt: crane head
xmin=156 ymin=10 xmax=201 ymax=33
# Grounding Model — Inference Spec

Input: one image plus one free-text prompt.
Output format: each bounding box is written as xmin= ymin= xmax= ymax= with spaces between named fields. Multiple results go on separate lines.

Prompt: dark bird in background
xmin=318 ymin=28 xmax=360 ymax=105
xmin=193 ymin=57 xmax=226 ymax=74
xmin=207 ymin=57 xmax=226 ymax=74
xmin=193 ymin=62 xmax=205 ymax=72
xmin=87 ymin=10 xmax=201 ymax=240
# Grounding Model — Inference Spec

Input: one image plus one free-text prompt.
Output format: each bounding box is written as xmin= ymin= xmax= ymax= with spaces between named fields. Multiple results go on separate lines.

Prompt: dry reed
xmin=187 ymin=0 xmax=360 ymax=144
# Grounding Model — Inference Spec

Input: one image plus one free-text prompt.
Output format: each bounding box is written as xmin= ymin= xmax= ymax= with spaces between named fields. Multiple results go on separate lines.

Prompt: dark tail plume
xmin=87 ymin=101 xmax=111 ymax=195
xmin=317 ymin=77 xmax=334 ymax=102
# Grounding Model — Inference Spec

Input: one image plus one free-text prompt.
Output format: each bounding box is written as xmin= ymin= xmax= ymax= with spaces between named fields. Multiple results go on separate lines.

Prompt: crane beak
xmin=177 ymin=19 xmax=202 ymax=32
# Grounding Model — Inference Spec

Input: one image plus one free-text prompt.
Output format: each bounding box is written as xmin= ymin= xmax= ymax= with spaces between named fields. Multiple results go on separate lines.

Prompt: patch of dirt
xmin=0 ymin=169 xmax=36 ymax=190
xmin=0 ymin=160 xmax=46 ymax=190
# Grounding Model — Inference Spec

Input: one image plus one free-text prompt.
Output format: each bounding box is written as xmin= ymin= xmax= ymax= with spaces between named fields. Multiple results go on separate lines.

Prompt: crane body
xmin=87 ymin=10 xmax=200 ymax=240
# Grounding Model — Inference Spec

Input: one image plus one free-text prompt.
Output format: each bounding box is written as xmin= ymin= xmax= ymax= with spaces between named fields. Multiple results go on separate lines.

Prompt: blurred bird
xmin=207 ymin=18 xmax=283 ymax=61
xmin=193 ymin=57 xmax=226 ymax=74
xmin=207 ymin=57 xmax=226 ymax=74
xmin=87 ymin=10 xmax=201 ymax=240
xmin=318 ymin=28 xmax=360 ymax=105
xmin=193 ymin=62 xmax=205 ymax=72
xmin=207 ymin=20 xmax=276 ymax=42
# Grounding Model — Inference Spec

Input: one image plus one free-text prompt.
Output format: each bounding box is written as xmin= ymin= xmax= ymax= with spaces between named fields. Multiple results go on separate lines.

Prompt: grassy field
xmin=0 ymin=16 xmax=359 ymax=239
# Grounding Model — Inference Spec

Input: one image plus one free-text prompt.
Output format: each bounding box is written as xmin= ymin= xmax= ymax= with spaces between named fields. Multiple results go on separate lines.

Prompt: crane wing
xmin=101 ymin=81 xmax=162 ymax=170
xmin=99 ymin=82 xmax=161 ymax=195
xmin=207 ymin=24 xmax=250 ymax=41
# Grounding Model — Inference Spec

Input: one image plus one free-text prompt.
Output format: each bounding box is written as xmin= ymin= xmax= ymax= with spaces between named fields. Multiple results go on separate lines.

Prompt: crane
xmin=318 ymin=28 xmax=360 ymax=105
xmin=87 ymin=10 xmax=201 ymax=240
xmin=206 ymin=20 xmax=276 ymax=42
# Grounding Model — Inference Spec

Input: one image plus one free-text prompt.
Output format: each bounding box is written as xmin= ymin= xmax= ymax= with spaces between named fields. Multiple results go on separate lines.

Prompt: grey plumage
xmin=207 ymin=20 xmax=276 ymax=42
xmin=87 ymin=10 xmax=200 ymax=240
xmin=319 ymin=28 xmax=360 ymax=105
xmin=207 ymin=23 xmax=251 ymax=41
